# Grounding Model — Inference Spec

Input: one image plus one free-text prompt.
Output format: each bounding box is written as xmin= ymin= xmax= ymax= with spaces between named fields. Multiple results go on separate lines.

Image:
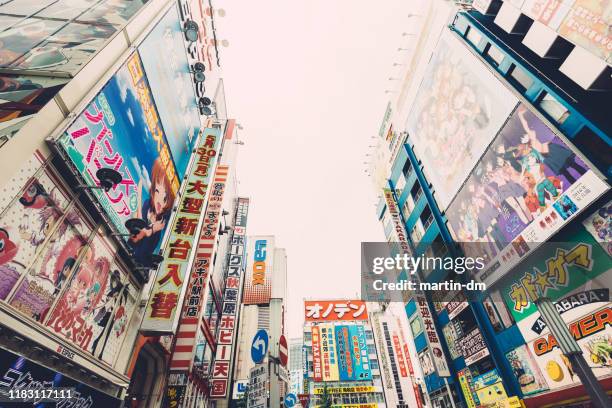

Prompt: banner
xmin=350 ymin=325 xmax=372 ymax=380
xmin=210 ymin=198 xmax=250 ymax=398
xmin=320 ymin=324 xmax=339 ymax=381
xmin=141 ymin=127 xmax=221 ymax=334
xmin=59 ymin=52 xmax=180 ymax=265
xmin=138 ymin=5 xmax=200 ymax=179
xmin=312 ymin=325 xmax=323 ymax=381
xmin=458 ymin=368 xmax=479 ymax=408
xmin=0 ymin=348 xmax=120 ymax=406
xmin=458 ymin=328 xmax=490 ymax=366
xmin=335 ymin=325 xmax=353 ymax=381
xmin=406 ymin=30 xmax=518 ymax=209
xmin=243 ymin=236 xmax=274 ymax=304
xmin=558 ymin=0 xmax=612 ymax=64
xmin=305 ymin=300 xmax=368 ymax=322
xmin=447 ymin=104 xmax=609 ymax=285
xmin=313 ymin=386 xmax=375 ymax=394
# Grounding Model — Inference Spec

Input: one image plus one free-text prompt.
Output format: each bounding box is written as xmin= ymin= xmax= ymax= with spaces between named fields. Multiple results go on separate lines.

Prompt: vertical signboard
xmin=446 ymin=104 xmax=609 ymax=285
xmin=351 ymin=325 xmax=372 ymax=381
xmin=311 ymin=325 xmax=323 ymax=382
xmin=247 ymin=364 xmax=268 ymax=408
xmin=141 ymin=127 xmax=221 ymax=334
xmin=383 ymin=188 xmax=451 ymax=377
xmin=58 ymin=52 xmax=180 ymax=252
xmin=320 ymin=324 xmax=339 ymax=381
xmin=243 ymin=236 xmax=274 ymax=305
xmin=171 ymin=164 xmax=229 ymax=369
xmin=335 ymin=325 xmax=353 ymax=381
xmin=210 ymin=198 xmax=250 ymax=399
xmin=138 ymin=5 xmax=200 ymax=178
xmin=405 ymin=30 xmax=518 ymax=209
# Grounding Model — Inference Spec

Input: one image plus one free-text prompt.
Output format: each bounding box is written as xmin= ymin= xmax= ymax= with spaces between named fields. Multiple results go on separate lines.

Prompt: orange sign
xmin=305 ymin=300 xmax=368 ymax=322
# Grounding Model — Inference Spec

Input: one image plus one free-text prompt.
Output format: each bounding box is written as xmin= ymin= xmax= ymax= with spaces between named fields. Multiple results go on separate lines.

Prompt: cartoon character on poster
xmin=46 ymin=245 xmax=112 ymax=351
xmin=128 ymin=157 xmax=176 ymax=263
xmin=583 ymin=201 xmax=612 ymax=256
xmin=90 ymin=269 xmax=131 ymax=361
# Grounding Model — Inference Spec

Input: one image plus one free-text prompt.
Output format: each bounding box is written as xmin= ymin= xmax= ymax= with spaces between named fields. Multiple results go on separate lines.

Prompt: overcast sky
xmin=215 ymin=0 xmax=419 ymax=338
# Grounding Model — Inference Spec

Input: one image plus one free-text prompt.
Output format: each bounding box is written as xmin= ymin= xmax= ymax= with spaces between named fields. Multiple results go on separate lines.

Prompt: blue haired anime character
xmin=520 ymin=148 xmax=559 ymax=213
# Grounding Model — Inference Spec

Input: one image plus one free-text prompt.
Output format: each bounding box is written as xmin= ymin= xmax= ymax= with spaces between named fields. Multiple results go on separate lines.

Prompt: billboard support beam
xmin=534 ymin=297 xmax=611 ymax=408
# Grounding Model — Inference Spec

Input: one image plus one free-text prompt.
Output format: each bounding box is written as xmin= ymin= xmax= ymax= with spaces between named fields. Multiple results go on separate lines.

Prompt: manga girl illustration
xmin=128 ymin=157 xmax=175 ymax=264
xmin=91 ymin=269 xmax=131 ymax=360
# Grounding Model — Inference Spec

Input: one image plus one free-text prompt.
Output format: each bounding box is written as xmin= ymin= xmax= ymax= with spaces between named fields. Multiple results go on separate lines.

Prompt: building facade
xmin=289 ymin=337 xmax=305 ymax=397
xmin=373 ymin=1 xmax=611 ymax=407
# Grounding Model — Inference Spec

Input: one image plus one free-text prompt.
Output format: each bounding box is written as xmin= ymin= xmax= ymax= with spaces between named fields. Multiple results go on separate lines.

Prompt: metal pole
xmin=443 ymin=377 xmax=456 ymax=408
xmin=535 ymin=297 xmax=611 ymax=408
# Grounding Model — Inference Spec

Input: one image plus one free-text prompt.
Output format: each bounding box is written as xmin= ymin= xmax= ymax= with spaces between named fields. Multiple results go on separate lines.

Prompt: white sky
xmin=215 ymin=0 xmax=417 ymax=338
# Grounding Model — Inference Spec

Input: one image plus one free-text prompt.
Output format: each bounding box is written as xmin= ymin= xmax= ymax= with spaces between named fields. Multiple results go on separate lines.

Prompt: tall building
xmin=373 ymin=1 xmax=611 ymax=407
xmin=232 ymin=235 xmax=288 ymax=407
xmin=289 ymin=337 xmax=305 ymax=396
xmin=302 ymin=299 xmax=387 ymax=407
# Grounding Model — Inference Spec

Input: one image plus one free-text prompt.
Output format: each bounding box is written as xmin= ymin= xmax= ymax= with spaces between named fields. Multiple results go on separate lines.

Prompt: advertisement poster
xmin=305 ymin=300 xmax=368 ymax=321
xmin=442 ymin=323 xmax=461 ymax=360
xmin=0 ymin=0 xmax=147 ymax=74
xmin=59 ymin=52 xmax=180 ymax=265
xmin=583 ymin=199 xmax=612 ymax=256
xmin=335 ymin=325 xmax=354 ymax=381
xmin=529 ymin=305 xmax=612 ymax=391
xmin=457 ymin=368 xmax=478 ymax=408
xmin=418 ymin=348 xmax=435 ymax=376
xmin=499 ymin=227 xmax=612 ymax=330
xmin=141 ymin=127 xmax=221 ymax=334
xmin=458 ymin=328 xmax=490 ymax=366
xmin=447 ymin=104 xmax=609 ymax=285
xmin=0 ymin=74 xmax=67 ymax=124
xmin=320 ymin=323 xmax=339 ymax=381
xmin=405 ymin=30 xmax=518 ymax=209
xmin=350 ymin=324 xmax=372 ymax=380
xmin=558 ymin=0 xmax=612 ymax=64
xmin=0 ymin=348 xmax=120 ymax=407
xmin=312 ymin=325 xmax=323 ymax=381
xmin=506 ymin=344 xmax=549 ymax=395
xmin=521 ymin=0 xmax=574 ymax=30
xmin=138 ymin=5 xmax=200 ymax=178
xmin=243 ymin=236 xmax=275 ymax=305
xmin=45 ymin=232 xmax=136 ymax=368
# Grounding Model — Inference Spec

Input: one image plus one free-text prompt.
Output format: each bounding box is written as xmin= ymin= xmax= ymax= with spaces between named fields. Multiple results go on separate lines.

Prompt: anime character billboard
xmin=446 ymin=104 xmax=609 ymax=284
xmin=138 ymin=5 xmax=200 ymax=178
xmin=0 ymin=166 xmax=93 ymax=323
xmin=405 ymin=30 xmax=518 ymax=209
xmin=58 ymin=52 xmax=179 ymax=265
xmin=46 ymin=233 xmax=136 ymax=367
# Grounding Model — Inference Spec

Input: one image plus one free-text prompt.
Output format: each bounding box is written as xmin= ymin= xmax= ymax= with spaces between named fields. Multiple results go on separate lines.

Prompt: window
xmin=410 ymin=183 xmax=422 ymax=202
xmin=465 ymin=26 xmax=482 ymax=46
xmin=411 ymin=221 xmax=425 ymax=243
xmin=508 ymin=64 xmax=533 ymax=92
xmin=420 ymin=206 xmax=434 ymax=231
xmin=395 ymin=175 xmax=406 ymax=198
xmin=538 ymin=92 xmax=570 ymax=124
xmin=486 ymin=44 xmax=505 ymax=66
xmin=489 ymin=289 xmax=515 ymax=329
xmin=402 ymin=160 xmax=413 ymax=177
xmin=403 ymin=195 xmax=415 ymax=217
xmin=370 ymin=359 xmax=379 ymax=369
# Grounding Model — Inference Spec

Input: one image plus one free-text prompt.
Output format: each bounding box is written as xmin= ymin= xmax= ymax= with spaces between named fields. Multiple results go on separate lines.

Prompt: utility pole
xmin=535 ymin=297 xmax=611 ymax=408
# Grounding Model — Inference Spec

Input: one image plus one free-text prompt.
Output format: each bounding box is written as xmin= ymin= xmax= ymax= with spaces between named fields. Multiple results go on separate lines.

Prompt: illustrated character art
xmin=129 ymin=158 xmax=175 ymax=263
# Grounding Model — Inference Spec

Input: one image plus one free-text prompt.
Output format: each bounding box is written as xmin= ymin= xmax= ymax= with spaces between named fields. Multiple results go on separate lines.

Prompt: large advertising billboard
xmin=58 ymin=52 xmax=180 ymax=266
xmin=304 ymin=300 xmax=368 ymax=322
xmin=141 ymin=128 xmax=221 ymax=334
xmin=0 ymin=0 xmax=147 ymax=75
xmin=138 ymin=5 xmax=200 ymax=178
xmin=243 ymin=236 xmax=275 ymax=305
xmin=405 ymin=29 xmax=518 ymax=209
xmin=447 ymin=104 xmax=609 ymax=284
xmin=320 ymin=323 xmax=339 ymax=381
xmin=334 ymin=324 xmax=373 ymax=381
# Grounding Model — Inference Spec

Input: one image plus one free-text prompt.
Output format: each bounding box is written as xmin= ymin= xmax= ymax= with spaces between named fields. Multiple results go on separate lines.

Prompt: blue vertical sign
xmin=335 ymin=325 xmax=352 ymax=381
xmin=350 ymin=325 xmax=372 ymax=381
